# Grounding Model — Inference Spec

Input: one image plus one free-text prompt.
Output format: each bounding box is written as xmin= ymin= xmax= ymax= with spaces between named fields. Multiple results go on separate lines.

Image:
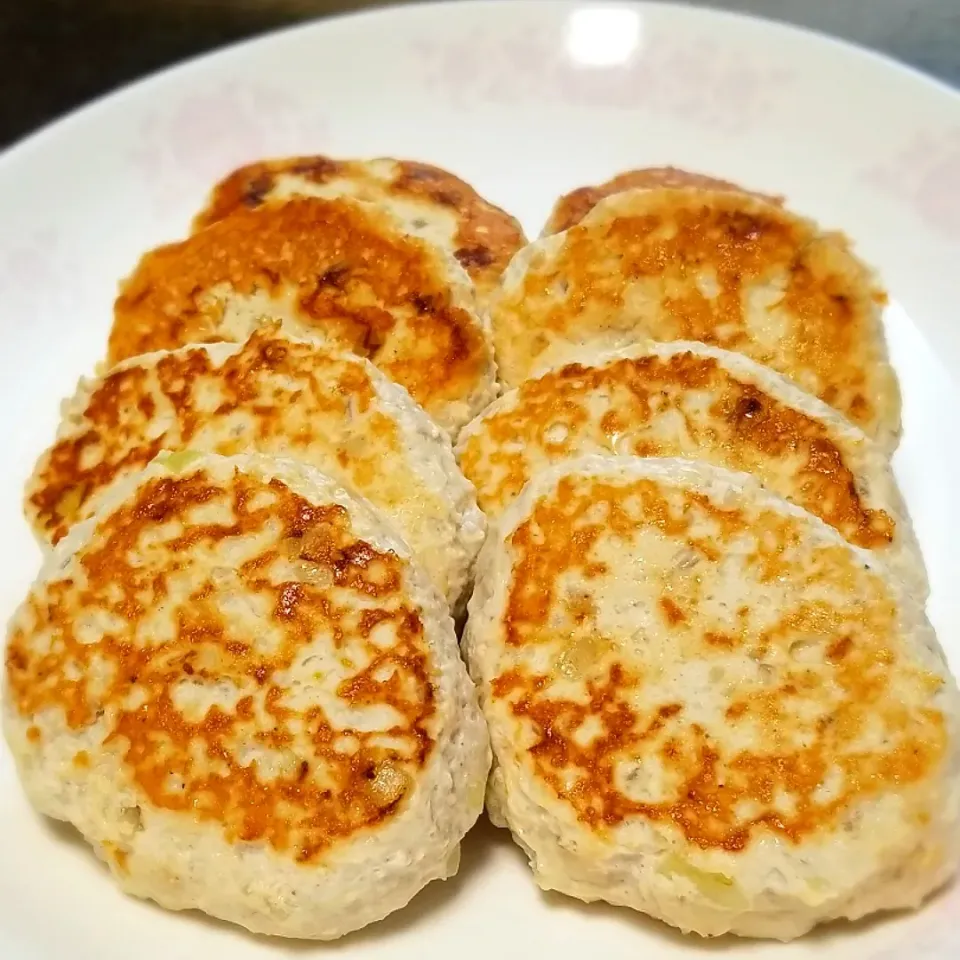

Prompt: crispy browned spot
xmin=110 ymin=196 xmax=490 ymax=422
xmin=193 ymin=156 xmax=347 ymax=228
xmin=544 ymin=166 xmax=781 ymax=233
xmin=192 ymin=155 xmax=526 ymax=296
xmin=458 ymin=351 xmax=895 ymax=550
xmin=391 ymin=160 xmax=525 ymax=290
xmin=492 ymin=475 xmax=944 ymax=851
xmin=704 ymin=631 xmax=739 ymax=649
xmin=659 ymin=596 xmax=686 ymax=625
xmin=7 ymin=470 xmax=435 ymax=863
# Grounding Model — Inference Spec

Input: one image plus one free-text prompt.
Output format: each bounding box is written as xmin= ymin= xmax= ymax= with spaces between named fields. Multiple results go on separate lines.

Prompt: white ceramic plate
xmin=2 ymin=2 xmax=959 ymax=957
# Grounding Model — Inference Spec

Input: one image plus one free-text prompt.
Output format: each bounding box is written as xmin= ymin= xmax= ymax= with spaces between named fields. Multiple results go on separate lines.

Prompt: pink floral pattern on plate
xmin=0 ymin=229 xmax=77 ymax=318
xmin=865 ymin=129 xmax=960 ymax=240
xmin=415 ymin=22 xmax=791 ymax=134
xmin=128 ymin=82 xmax=328 ymax=213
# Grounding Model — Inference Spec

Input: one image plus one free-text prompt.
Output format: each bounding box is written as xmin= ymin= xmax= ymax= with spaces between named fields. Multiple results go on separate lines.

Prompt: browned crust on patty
xmin=192 ymin=155 xmax=526 ymax=297
xmin=491 ymin=473 xmax=944 ymax=850
xmin=8 ymin=468 xmax=435 ymax=862
xmin=28 ymin=328 xmax=406 ymax=545
xmin=458 ymin=351 xmax=895 ymax=551
xmin=493 ymin=189 xmax=898 ymax=444
xmin=543 ymin=167 xmax=782 ymax=234
xmin=110 ymin=196 xmax=492 ymax=428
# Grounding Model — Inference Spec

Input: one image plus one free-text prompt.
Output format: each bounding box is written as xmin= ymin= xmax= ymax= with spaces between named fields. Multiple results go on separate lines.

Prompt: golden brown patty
xmin=193 ymin=155 xmax=526 ymax=299
xmin=491 ymin=188 xmax=900 ymax=446
xmin=110 ymin=196 xmax=497 ymax=434
xmin=456 ymin=342 xmax=923 ymax=592
xmin=25 ymin=326 xmax=485 ymax=607
xmin=465 ymin=456 xmax=960 ymax=939
xmin=5 ymin=452 xmax=489 ymax=938
xmin=542 ymin=166 xmax=780 ymax=234
xmin=484 ymin=464 xmax=944 ymax=844
xmin=10 ymin=460 xmax=435 ymax=860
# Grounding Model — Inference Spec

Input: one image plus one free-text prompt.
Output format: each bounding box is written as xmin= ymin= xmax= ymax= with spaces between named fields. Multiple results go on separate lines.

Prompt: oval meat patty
xmin=193 ymin=155 xmax=527 ymax=301
xmin=26 ymin=326 xmax=484 ymax=609
xmin=457 ymin=341 xmax=923 ymax=594
xmin=465 ymin=455 xmax=960 ymax=940
xmin=541 ymin=166 xmax=780 ymax=235
xmin=110 ymin=195 xmax=498 ymax=435
xmin=4 ymin=452 xmax=490 ymax=939
xmin=490 ymin=188 xmax=900 ymax=448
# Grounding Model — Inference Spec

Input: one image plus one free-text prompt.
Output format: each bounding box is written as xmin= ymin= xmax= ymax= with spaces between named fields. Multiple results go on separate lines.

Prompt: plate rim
xmin=2 ymin=2 xmax=960 ymax=957
xmin=2 ymin=0 xmax=959 ymax=174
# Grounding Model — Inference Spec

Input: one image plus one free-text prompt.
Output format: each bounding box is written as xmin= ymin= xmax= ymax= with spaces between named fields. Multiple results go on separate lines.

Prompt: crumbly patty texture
xmin=491 ymin=188 xmax=900 ymax=447
xmin=456 ymin=341 xmax=923 ymax=594
xmin=110 ymin=195 xmax=497 ymax=435
xmin=464 ymin=456 xmax=960 ymax=940
xmin=5 ymin=453 xmax=490 ymax=939
xmin=541 ymin=166 xmax=781 ymax=234
xmin=193 ymin=155 xmax=526 ymax=300
xmin=26 ymin=326 xmax=484 ymax=607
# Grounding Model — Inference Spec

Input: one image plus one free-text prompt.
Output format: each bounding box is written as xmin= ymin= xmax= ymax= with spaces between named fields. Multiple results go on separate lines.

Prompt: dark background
xmin=2 ymin=0 xmax=959 ymax=149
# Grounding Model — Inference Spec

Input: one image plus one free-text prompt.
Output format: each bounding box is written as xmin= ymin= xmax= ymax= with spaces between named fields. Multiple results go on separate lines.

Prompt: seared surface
xmin=111 ymin=195 xmax=497 ymax=434
xmin=541 ymin=166 xmax=779 ymax=234
xmin=491 ymin=188 xmax=900 ymax=447
xmin=5 ymin=453 xmax=490 ymax=938
xmin=465 ymin=457 xmax=959 ymax=939
xmin=27 ymin=327 xmax=484 ymax=606
xmin=457 ymin=342 xmax=922 ymax=592
xmin=194 ymin=155 xmax=525 ymax=299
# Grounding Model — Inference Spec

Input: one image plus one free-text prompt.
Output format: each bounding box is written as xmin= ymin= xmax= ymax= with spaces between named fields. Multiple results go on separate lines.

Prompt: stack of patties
xmin=111 ymin=155 xmax=527 ymax=435
xmin=460 ymin=168 xmax=960 ymax=939
xmin=6 ymin=155 xmax=530 ymax=938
